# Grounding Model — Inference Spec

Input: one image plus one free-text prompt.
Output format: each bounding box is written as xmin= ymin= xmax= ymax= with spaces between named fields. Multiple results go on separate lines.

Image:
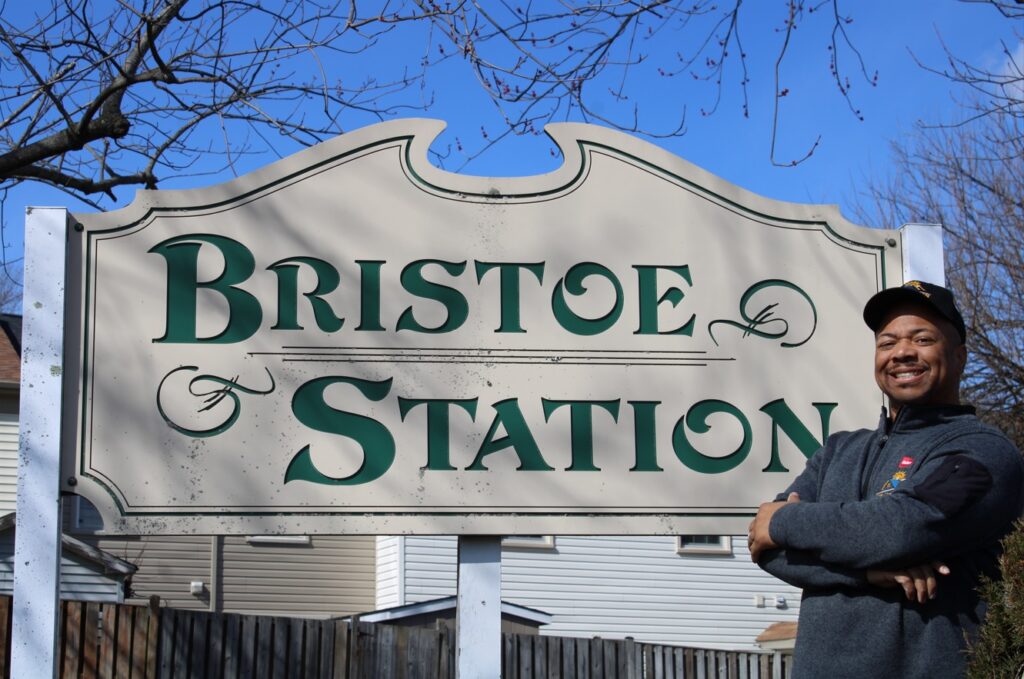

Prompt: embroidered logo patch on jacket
xmin=878 ymin=457 xmax=914 ymax=496
xmin=878 ymin=471 xmax=907 ymax=495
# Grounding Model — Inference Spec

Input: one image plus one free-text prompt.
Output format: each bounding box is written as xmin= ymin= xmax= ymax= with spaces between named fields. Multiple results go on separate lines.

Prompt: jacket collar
xmin=879 ymin=403 xmax=976 ymax=434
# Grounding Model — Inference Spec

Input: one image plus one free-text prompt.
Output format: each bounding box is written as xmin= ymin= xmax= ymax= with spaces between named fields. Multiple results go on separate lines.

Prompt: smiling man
xmin=748 ymin=281 xmax=1024 ymax=679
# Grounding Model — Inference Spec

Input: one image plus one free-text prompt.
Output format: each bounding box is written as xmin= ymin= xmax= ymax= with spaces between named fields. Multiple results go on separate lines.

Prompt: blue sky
xmin=2 ymin=2 xmax=1019 ymax=285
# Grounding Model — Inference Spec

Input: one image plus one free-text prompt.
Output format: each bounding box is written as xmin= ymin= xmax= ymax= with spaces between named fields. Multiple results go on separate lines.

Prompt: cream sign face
xmin=63 ymin=119 xmax=902 ymax=534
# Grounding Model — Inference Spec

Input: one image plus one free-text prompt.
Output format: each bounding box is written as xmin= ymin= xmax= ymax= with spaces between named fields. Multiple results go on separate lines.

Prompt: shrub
xmin=967 ymin=519 xmax=1024 ymax=679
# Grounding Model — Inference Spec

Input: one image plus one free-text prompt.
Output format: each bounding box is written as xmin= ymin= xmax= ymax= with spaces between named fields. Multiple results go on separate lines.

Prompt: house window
xmin=502 ymin=535 xmax=555 ymax=550
xmin=68 ymin=496 xmax=104 ymax=534
xmin=677 ymin=535 xmax=733 ymax=555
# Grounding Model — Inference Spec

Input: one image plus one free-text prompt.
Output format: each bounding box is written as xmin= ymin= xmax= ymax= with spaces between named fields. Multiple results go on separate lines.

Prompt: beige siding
xmin=0 ymin=413 xmax=18 ymax=514
xmin=219 ymin=535 xmax=375 ymax=617
xmin=86 ymin=535 xmax=213 ymax=610
xmin=78 ymin=533 xmax=376 ymax=616
xmin=72 ymin=493 xmax=375 ymax=617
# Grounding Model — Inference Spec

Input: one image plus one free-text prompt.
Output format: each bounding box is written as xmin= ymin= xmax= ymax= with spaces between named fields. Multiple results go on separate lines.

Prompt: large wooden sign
xmin=62 ymin=119 xmax=902 ymax=534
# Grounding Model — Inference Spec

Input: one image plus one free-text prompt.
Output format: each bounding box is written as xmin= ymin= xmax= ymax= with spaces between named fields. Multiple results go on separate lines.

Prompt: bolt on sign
xmin=62 ymin=119 xmax=902 ymax=535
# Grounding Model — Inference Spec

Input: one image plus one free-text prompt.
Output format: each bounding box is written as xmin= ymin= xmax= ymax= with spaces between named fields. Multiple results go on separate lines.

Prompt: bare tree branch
xmin=857 ymin=101 xmax=1024 ymax=447
xmin=0 ymin=0 xmax=883 ymax=205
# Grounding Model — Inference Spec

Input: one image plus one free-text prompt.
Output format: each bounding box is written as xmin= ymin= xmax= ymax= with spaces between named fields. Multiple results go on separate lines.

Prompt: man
xmin=748 ymin=281 xmax=1024 ymax=678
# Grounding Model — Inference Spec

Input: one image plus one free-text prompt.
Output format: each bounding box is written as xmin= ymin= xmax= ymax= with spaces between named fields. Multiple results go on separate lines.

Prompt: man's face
xmin=873 ymin=302 xmax=966 ymax=415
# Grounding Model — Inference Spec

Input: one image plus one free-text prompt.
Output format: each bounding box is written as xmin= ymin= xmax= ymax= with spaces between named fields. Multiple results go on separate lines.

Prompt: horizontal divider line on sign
xmin=113 ymin=507 xmax=757 ymax=513
xmin=251 ymin=348 xmax=734 ymax=366
xmin=277 ymin=357 xmax=727 ymax=366
xmin=275 ymin=346 xmax=711 ymax=354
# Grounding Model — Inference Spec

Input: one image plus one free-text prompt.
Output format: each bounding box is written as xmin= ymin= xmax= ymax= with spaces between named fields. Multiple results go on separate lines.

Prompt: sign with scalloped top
xmin=62 ymin=119 xmax=902 ymax=535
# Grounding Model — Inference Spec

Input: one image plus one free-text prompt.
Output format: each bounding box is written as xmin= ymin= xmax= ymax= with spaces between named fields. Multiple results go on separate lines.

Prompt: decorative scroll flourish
xmin=156 ymin=366 xmax=276 ymax=438
xmin=708 ymin=279 xmax=817 ymax=348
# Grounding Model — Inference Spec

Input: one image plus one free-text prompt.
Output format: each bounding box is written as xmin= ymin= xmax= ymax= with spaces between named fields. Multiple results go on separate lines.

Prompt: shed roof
xmin=350 ymin=595 xmax=552 ymax=626
xmin=755 ymin=621 xmax=797 ymax=651
xmin=0 ymin=512 xmax=136 ymax=578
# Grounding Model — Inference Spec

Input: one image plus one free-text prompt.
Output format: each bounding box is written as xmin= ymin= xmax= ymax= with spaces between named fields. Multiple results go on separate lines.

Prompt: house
xmin=3 ymin=312 xmax=801 ymax=647
xmin=0 ymin=314 xmax=20 ymax=511
xmin=0 ymin=312 xmax=377 ymax=617
xmin=0 ymin=314 xmax=136 ymax=603
xmin=0 ymin=511 xmax=135 ymax=602
xmin=376 ymin=536 xmax=800 ymax=649
xmin=352 ymin=595 xmax=552 ymax=635
xmin=70 ymin=500 xmax=377 ymax=616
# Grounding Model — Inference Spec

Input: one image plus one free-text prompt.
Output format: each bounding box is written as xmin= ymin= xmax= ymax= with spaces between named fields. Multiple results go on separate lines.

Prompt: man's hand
xmin=748 ymin=492 xmax=800 ymax=562
xmin=866 ymin=562 xmax=950 ymax=604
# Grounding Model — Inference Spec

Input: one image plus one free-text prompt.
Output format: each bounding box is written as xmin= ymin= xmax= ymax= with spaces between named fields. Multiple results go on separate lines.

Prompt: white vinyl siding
xmin=0 ymin=413 xmax=18 ymax=514
xmin=398 ymin=535 xmax=801 ymax=650
xmin=375 ymin=536 xmax=403 ymax=609
xmin=56 ymin=553 xmax=127 ymax=602
xmin=0 ymin=532 xmax=124 ymax=602
xmin=405 ymin=536 xmax=457 ymax=602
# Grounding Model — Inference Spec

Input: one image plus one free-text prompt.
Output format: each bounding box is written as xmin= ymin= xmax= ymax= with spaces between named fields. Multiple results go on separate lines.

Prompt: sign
xmin=62 ymin=119 xmax=902 ymax=534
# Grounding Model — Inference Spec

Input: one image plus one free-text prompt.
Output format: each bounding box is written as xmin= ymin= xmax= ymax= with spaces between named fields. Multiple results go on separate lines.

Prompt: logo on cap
xmin=905 ymin=281 xmax=931 ymax=298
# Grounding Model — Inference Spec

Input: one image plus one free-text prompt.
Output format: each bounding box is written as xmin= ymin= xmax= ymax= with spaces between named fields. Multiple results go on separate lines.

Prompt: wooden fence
xmin=0 ymin=596 xmax=790 ymax=678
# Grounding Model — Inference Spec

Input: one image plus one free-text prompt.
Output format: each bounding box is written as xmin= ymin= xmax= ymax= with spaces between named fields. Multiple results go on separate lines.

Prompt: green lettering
xmin=466 ymin=399 xmax=553 ymax=471
xmin=149 ymin=234 xmax=262 ymax=343
xmin=629 ymin=401 xmax=663 ymax=471
xmin=285 ymin=376 xmax=395 ymax=486
xmin=672 ymin=399 xmax=752 ymax=474
xmin=634 ymin=265 xmax=695 ymax=335
xmin=542 ymin=399 xmax=620 ymax=471
xmin=396 ymin=259 xmax=469 ymax=333
xmin=398 ymin=398 xmax=479 ymax=471
xmin=268 ymin=257 xmax=344 ymax=332
xmin=474 ymin=261 xmax=545 ymax=333
xmin=551 ymin=262 xmax=624 ymax=336
xmin=759 ymin=399 xmax=838 ymax=472
xmin=356 ymin=260 xmax=385 ymax=332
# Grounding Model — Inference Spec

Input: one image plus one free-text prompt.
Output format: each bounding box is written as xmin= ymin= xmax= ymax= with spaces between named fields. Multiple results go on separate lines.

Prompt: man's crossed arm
xmin=749 ymin=431 xmax=1023 ymax=603
xmin=749 ymin=492 xmax=950 ymax=603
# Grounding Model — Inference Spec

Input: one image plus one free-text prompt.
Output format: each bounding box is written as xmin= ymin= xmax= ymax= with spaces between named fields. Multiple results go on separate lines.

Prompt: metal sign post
xmin=456 ymin=536 xmax=502 ymax=678
xmin=899 ymin=223 xmax=944 ymax=283
xmin=11 ymin=207 xmax=68 ymax=679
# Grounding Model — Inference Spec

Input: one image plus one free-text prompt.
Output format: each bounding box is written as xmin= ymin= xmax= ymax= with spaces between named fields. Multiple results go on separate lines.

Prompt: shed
xmin=349 ymin=596 xmax=552 ymax=636
xmin=0 ymin=512 xmax=137 ymax=602
xmin=755 ymin=621 xmax=797 ymax=652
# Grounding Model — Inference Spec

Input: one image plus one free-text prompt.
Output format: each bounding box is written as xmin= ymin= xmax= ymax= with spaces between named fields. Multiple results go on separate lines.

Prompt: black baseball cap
xmin=863 ymin=280 xmax=966 ymax=344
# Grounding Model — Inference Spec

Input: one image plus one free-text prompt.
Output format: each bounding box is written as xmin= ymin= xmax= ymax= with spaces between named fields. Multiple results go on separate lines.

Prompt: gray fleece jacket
xmin=759 ymin=404 xmax=1024 ymax=679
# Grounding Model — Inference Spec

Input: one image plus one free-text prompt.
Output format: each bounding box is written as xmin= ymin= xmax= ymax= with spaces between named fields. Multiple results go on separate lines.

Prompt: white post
xmin=12 ymin=207 xmax=68 ymax=679
xmin=899 ymin=223 xmax=944 ymax=284
xmin=456 ymin=536 xmax=502 ymax=679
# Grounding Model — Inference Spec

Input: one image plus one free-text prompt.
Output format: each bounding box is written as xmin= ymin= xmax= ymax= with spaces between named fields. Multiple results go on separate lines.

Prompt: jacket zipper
xmin=862 ymin=407 xmax=905 ymax=497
